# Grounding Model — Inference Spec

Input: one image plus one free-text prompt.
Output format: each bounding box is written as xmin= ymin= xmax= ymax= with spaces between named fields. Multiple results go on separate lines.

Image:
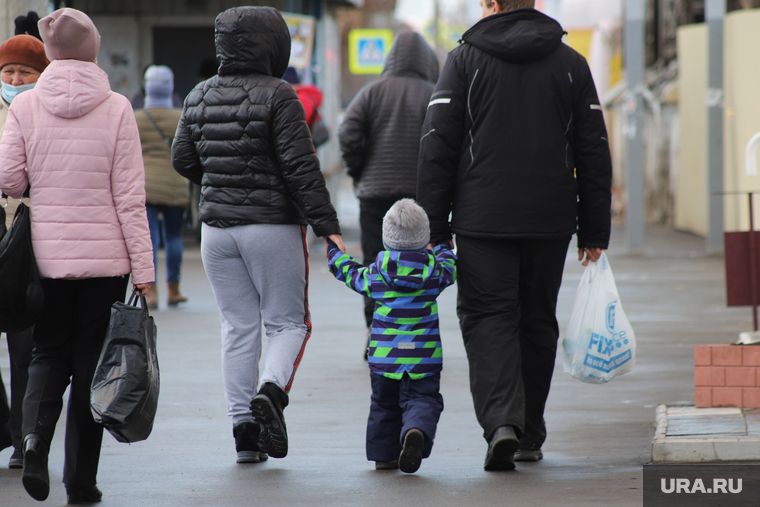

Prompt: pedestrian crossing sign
xmin=349 ymin=29 xmax=394 ymax=75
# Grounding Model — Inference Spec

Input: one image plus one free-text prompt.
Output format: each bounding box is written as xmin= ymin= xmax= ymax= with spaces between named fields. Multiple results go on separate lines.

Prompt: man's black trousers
xmin=455 ymin=235 xmax=571 ymax=449
xmin=23 ymin=276 xmax=128 ymax=488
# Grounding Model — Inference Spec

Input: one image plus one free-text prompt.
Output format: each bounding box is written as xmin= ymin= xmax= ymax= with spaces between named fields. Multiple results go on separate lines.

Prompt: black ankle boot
xmin=66 ymin=484 xmax=103 ymax=504
xmin=484 ymin=426 xmax=519 ymax=471
xmin=0 ymin=423 xmax=12 ymax=452
xmin=250 ymin=383 xmax=289 ymax=459
xmin=399 ymin=428 xmax=425 ymax=474
xmin=233 ymin=422 xmax=268 ymax=463
xmin=22 ymin=433 xmax=50 ymax=501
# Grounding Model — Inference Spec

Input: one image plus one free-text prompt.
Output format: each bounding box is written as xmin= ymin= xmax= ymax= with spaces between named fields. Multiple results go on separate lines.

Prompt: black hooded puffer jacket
xmin=339 ymin=31 xmax=439 ymax=200
xmin=172 ymin=7 xmax=340 ymax=236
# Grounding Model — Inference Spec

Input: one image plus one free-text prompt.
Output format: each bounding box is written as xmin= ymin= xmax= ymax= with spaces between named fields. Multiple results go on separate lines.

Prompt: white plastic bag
xmin=562 ymin=252 xmax=635 ymax=383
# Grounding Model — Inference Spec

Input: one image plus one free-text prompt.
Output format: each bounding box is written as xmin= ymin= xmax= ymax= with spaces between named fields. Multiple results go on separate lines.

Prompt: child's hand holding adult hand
xmin=428 ymin=240 xmax=454 ymax=250
xmin=325 ymin=234 xmax=346 ymax=258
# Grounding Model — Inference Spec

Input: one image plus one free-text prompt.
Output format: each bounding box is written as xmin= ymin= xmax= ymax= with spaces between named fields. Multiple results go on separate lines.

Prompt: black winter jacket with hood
xmin=417 ymin=9 xmax=612 ymax=248
xmin=172 ymin=7 xmax=340 ymax=236
xmin=339 ymin=31 xmax=439 ymax=200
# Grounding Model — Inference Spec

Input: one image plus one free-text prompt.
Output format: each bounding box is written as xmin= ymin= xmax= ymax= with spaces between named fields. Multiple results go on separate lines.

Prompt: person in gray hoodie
xmin=338 ymin=31 xmax=439 ymax=353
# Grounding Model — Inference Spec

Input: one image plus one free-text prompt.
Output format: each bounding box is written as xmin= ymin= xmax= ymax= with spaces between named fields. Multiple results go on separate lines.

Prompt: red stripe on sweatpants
xmin=284 ymin=225 xmax=311 ymax=393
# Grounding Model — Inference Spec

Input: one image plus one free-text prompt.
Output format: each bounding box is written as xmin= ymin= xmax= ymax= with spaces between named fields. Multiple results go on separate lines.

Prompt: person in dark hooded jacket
xmin=172 ymin=6 xmax=345 ymax=464
xmin=417 ymin=0 xmax=612 ymax=471
xmin=339 ymin=31 xmax=439 ymax=351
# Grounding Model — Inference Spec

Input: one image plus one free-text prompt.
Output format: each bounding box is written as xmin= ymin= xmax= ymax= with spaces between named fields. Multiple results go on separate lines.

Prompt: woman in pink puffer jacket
xmin=0 ymin=9 xmax=153 ymax=504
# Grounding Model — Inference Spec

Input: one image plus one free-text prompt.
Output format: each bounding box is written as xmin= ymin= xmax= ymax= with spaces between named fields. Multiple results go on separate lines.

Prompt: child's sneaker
xmin=398 ymin=428 xmax=425 ymax=473
xmin=375 ymin=460 xmax=398 ymax=470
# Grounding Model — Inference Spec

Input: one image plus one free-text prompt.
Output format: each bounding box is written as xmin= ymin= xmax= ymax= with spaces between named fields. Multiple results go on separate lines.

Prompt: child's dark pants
xmin=366 ymin=371 xmax=443 ymax=462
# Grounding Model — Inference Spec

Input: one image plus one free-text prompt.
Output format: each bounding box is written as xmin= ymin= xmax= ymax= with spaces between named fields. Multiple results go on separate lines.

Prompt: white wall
xmin=675 ymin=10 xmax=760 ymax=236
xmin=675 ymin=24 xmax=707 ymax=236
xmin=92 ymin=15 xmax=217 ymax=100
xmin=723 ymin=9 xmax=760 ymax=232
xmin=559 ymin=0 xmax=622 ymax=30
xmin=91 ymin=17 xmax=141 ymax=100
xmin=1 ymin=0 xmax=49 ymax=42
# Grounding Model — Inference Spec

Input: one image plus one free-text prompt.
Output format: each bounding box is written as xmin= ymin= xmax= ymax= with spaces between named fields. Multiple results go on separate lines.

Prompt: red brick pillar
xmin=695 ymin=345 xmax=760 ymax=407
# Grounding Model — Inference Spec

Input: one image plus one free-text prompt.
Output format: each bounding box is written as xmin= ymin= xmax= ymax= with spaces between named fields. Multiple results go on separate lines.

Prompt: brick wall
xmin=695 ymin=345 xmax=760 ymax=407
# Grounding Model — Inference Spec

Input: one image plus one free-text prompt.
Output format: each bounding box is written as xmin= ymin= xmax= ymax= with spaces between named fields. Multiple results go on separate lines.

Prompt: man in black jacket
xmin=417 ymin=0 xmax=612 ymax=471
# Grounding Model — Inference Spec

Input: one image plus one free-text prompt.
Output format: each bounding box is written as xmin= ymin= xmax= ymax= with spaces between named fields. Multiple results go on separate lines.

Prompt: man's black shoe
xmin=398 ymin=428 xmax=425 ymax=474
xmin=8 ymin=446 xmax=23 ymax=468
xmin=484 ymin=426 xmax=519 ymax=471
xmin=0 ymin=423 xmax=11 ymax=452
xmin=250 ymin=383 xmax=289 ymax=458
xmin=22 ymin=433 xmax=50 ymax=501
xmin=514 ymin=448 xmax=543 ymax=462
xmin=66 ymin=484 xmax=102 ymax=504
xmin=233 ymin=422 xmax=269 ymax=463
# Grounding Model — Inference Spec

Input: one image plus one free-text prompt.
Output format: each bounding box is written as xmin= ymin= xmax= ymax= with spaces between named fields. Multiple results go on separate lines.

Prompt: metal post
xmin=750 ymin=193 xmax=758 ymax=331
xmin=624 ymin=0 xmax=646 ymax=254
xmin=433 ymin=0 xmax=443 ymax=57
xmin=706 ymin=0 xmax=725 ymax=254
xmin=286 ymin=0 xmax=303 ymax=13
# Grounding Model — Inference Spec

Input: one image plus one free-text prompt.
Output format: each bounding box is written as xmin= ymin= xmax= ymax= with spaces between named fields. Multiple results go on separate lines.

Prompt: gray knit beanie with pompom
xmin=382 ymin=199 xmax=430 ymax=252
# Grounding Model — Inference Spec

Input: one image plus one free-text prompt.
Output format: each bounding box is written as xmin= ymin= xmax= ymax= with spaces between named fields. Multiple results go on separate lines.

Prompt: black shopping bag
xmin=91 ymin=290 xmax=159 ymax=443
xmin=310 ymin=115 xmax=330 ymax=148
xmin=0 ymin=202 xmax=44 ymax=333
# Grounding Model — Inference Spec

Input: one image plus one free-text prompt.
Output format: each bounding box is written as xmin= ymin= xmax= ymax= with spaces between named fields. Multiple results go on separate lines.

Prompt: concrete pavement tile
xmin=0 ymin=214 xmax=754 ymax=504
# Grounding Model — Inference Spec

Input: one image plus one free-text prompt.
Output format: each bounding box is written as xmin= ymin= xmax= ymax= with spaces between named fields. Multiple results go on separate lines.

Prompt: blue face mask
xmin=1 ymin=81 xmax=36 ymax=104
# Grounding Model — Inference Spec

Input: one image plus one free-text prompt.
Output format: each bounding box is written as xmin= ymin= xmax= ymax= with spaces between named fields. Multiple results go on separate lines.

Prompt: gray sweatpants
xmin=201 ymin=223 xmax=311 ymax=425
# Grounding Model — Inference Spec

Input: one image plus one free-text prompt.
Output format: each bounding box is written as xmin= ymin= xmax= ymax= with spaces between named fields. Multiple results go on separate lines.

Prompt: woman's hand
xmin=325 ymin=234 xmax=346 ymax=257
xmin=578 ymin=248 xmax=604 ymax=266
xmin=134 ymin=282 xmax=153 ymax=294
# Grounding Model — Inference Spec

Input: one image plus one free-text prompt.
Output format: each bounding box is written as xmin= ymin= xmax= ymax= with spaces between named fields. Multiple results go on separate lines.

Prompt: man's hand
xmin=428 ymin=240 xmax=454 ymax=250
xmin=578 ymin=248 xmax=604 ymax=266
xmin=325 ymin=234 xmax=346 ymax=257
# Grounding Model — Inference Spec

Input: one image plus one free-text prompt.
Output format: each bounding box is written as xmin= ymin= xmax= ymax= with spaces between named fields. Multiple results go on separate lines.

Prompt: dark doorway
xmin=153 ymin=26 xmax=216 ymax=102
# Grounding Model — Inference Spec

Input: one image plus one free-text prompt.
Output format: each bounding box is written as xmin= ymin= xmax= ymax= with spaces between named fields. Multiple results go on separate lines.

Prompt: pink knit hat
xmin=38 ymin=8 xmax=100 ymax=62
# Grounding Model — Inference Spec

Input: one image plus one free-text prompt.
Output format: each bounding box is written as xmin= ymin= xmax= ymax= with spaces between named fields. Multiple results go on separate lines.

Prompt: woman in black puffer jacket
xmin=172 ymin=6 xmax=345 ymax=464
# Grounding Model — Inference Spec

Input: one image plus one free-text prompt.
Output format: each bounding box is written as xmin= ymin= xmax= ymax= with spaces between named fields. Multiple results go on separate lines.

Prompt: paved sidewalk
xmin=0 ymin=185 xmax=752 ymax=506
xmin=653 ymin=406 xmax=760 ymax=462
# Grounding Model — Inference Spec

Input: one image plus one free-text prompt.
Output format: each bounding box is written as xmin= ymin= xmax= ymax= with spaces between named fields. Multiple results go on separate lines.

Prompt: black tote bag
xmin=90 ymin=290 xmax=160 ymax=443
xmin=310 ymin=115 xmax=330 ymax=148
xmin=0 ymin=201 xmax=44 ymax=333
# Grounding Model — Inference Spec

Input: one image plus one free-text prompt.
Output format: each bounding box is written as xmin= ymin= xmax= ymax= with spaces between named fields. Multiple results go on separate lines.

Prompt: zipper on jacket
xmin=467 ymin=69 xmax=480 ymax=167
xmin=564 ymin=113 xmax=573 ymax=169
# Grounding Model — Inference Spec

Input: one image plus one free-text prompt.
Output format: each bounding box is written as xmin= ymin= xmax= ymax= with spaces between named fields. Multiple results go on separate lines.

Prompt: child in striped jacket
xmin=326 ymin=199 xmax=456 ymax=474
